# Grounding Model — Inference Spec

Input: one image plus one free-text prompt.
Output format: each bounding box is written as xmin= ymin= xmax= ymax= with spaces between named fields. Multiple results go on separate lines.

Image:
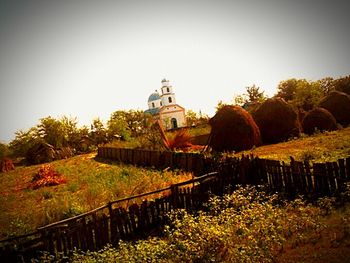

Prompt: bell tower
xmin=160 ymin=78 xmax=176 ymax=106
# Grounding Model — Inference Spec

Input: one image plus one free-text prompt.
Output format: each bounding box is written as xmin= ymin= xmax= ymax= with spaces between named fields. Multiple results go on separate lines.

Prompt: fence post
xmin=170 ymin=185 xmax=179 ymax=209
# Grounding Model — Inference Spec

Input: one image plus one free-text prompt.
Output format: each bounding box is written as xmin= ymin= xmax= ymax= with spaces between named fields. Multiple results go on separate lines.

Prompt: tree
xmin=293 ymin=80 xmax=323 ymax=111
xmin=186 ymin=110 xmax=199 ymax=127
xmin=90 ymin=118 xmax=108 ymax=145
xmin=37 ymin=116 xmax=66 ymax=148
xmin=318 ymin=77 xmax=335 ymax=95
xmin=215 ymin=100 xmax=229 ymax=113
xmin=276 ymin=79 xmax=299 ymax=101
xmin=0 ymin=142 xmax=10 ymax=159
xmin=245 ymin=85 xmax=266 ymax=104
xmin=107 ymin=111 xmax=132 ymax=141
xmin=9 ymin=128 xmax=40 ymax=157
xmin=334 ymin=75 xmax=350 ymax=95
xmin=232 ymin=94 xmax=246 ymax=106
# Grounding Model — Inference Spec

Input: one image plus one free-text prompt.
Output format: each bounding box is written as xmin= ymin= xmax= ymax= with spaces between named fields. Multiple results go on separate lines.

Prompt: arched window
xmin=152 ymin=102 xmax=155 ymax=108
xmin=168 ymin=97 xmax=172 ymax=103
xmin=167 ymin=87 xmax=170 ymax=93
xmin=160 ymin=101 xmax=162 ymax=106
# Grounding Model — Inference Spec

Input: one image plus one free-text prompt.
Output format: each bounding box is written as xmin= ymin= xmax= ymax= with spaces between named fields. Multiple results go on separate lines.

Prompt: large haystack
xmin=26 ymin=141 xmax=56 ymax=164
xmin=301 ymin=107 xmax=338 ymax=135
xmin=208 ymin=105 xmax=261 ymax=152
xmin=253 ymin=98 xmax=300 ymax=144
xmin=318 ymin=91 xmax=350 ymax=126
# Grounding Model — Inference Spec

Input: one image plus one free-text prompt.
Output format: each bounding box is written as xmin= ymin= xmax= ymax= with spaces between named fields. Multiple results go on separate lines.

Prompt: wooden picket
xmin=2 ymin=149 xmax=350 ymax=261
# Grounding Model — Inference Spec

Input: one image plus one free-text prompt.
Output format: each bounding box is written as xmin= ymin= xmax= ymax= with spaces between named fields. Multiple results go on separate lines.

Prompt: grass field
xmin=1 ymin=127 xmax=350 ymax=261
xmin=0 ymin=153 xmax=192 ymax=240
xmin=233 ymin=127 xmax=350 ymax=163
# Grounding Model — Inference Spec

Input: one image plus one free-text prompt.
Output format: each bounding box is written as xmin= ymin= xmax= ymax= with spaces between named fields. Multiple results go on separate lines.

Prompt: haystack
xmin=301 ymin=107 xmax=338 ymax=135
xmin=318 ymin=91 xmax=350 ymax=126
xmin=208 ymin=105 xmax=261 ymax=152
xmin=1 ymin=158 xmax=15 ymax=173
xmin=26 ymin=141 xmax=56 ymax=164
xmin=29 ymin=164 xmax=66 ymax=189
xmin=253 ymin=98 xmax=300 ymax=144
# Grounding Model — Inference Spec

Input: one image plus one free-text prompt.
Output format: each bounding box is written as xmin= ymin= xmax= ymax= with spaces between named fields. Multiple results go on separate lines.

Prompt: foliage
xmin=69 ymin=186 xmax=323 ymax=263
xmin=107 ymin=110 xmax=153 ymax=141
xmin=245 ymin=84 xmax=266 ymax=104
xmin=276 ymin=78 xmax=299 ymax=101
xmin=293 ymin=80 xmax=323 ymax=111
xmin=0 ymin=142 xmax=10 ymax=159
xmin=333 ymin=75 xmax=350 ymax=95
xmin=215 ymin=100 xmax=230 ymax=113
xmin=275 ymin=76 xmax=350 ymax=111
xmin=90 ymin=118 xmax=108 ymax=145
xmin=186 ymin=110 xmax=209 ymax=127
xmin=9 ymin=127 xmax=40 ymax=157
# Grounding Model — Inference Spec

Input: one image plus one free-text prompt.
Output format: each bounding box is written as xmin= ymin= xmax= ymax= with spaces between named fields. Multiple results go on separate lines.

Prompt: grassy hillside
xmin=233 ymin=127 xmax=350 ymax=163
xmin=0 ymin=153 xmax=192 ymax=240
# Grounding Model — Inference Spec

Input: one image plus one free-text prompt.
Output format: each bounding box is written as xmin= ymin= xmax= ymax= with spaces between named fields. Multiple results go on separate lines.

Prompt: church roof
xmin=148 ymin=91 xmax=161 ymax=102
xmin=145 ymin=108 xmax=160 ymax=115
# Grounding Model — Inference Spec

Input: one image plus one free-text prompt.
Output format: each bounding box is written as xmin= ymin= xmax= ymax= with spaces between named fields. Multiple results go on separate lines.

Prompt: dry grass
xmin=276 ymin=203 xmax=350 ymax=263
xmin=231 ymin=127 xmax=350 ymax=163
xmin=0 ymin=152 xmax=192 ymax=239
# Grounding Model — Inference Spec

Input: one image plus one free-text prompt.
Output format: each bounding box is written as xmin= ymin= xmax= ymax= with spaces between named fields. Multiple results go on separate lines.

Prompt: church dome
xmin=148 ymin=91 xmax=161 ymax=102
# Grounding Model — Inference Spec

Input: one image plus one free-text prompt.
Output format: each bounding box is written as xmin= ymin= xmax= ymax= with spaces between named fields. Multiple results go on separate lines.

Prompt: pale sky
xmin=1 ymin=0 xmax=349 ymax=142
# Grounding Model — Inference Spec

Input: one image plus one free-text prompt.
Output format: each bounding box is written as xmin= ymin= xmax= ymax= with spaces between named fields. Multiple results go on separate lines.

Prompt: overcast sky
xmin=0 ymin=0 xmax=349 ymax=142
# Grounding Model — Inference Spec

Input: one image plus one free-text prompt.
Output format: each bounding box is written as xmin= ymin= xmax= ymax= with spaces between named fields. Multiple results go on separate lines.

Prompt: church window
xmin=167 ymin=87 xmax=170 ymax=93
xmin=152 ymin=102 xmax=155 ymax=108
xmin=160 ymin=102 xmax=162 ymax=106
xmin=168 ymin=97 xmax=172 ymax=103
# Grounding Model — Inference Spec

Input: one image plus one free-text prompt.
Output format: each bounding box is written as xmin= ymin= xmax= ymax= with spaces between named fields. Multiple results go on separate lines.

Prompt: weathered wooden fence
xmin=1 ymin=148 xmax=350 ymax=262
xmin=0 ymin=171 xmax=228 ymax=262
xmin=97 ymin=147 xmax=217 ymax=175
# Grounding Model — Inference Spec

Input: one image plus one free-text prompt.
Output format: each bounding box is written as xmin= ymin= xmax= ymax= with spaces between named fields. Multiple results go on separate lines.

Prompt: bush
xmin=69 ymin=186 xmax=322 ymax=263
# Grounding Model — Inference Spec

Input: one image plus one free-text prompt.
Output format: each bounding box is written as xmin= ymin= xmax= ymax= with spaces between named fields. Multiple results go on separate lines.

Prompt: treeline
xmin=0 ymin=109 xmax=208 ymax=164
xmin=219 ymin=75 xmax=350 ymax=113
xmin=1 ymin=75 xmax=349 ymax=164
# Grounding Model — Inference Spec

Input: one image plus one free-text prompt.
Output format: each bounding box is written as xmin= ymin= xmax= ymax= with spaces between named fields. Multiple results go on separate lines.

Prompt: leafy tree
xmin=293 ymin=80 xmax=323 ymax=111
xmin=318 ymin=77 xmax=335 ymax=95
xmin=334 ymin=75 xmax=350 ymax=95
xmin=245 ymin=84 xmax=266 ymax=104
xmin=276 ymin=78 xmax=299 ymax=101
xmin=0 ymin=142 xmax=10 ymax=159
xmin=215 ymin=100 xmax=229 ymax=113
xmin=9 ymin=128 xmax=40 ymax=157
xmin=232 ymin=94 xmax=246 ymax=106
xmin=186 ymin=110 xmax=199 ymax=127
xmin=107 ymin=111 xmax=132 ymax=141
xmin=37 ymin=116 xmax=66 ymax=148
xmin=90 ymin=118 xmax=108 ymax=145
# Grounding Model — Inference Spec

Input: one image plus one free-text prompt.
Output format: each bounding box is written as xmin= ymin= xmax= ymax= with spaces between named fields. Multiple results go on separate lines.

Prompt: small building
xmin=145 ymin=79 xmax=186 ymax=130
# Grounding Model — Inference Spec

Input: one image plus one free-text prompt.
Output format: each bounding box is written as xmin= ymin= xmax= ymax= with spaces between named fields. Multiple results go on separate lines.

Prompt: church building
xmin=145 ymin=79 xmax=186 ymax=130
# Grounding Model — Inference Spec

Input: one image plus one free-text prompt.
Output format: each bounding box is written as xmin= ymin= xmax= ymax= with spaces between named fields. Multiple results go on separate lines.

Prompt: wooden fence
xmin=0 ymin=172 xmax=227 ymax=262
xmin=1 ymin=148 xmax=350 ymax=262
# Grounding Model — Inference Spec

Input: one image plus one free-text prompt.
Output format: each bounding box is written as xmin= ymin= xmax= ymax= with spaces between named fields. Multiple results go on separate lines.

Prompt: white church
xmin=145 ymin=79 xmax=186 ymax=130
